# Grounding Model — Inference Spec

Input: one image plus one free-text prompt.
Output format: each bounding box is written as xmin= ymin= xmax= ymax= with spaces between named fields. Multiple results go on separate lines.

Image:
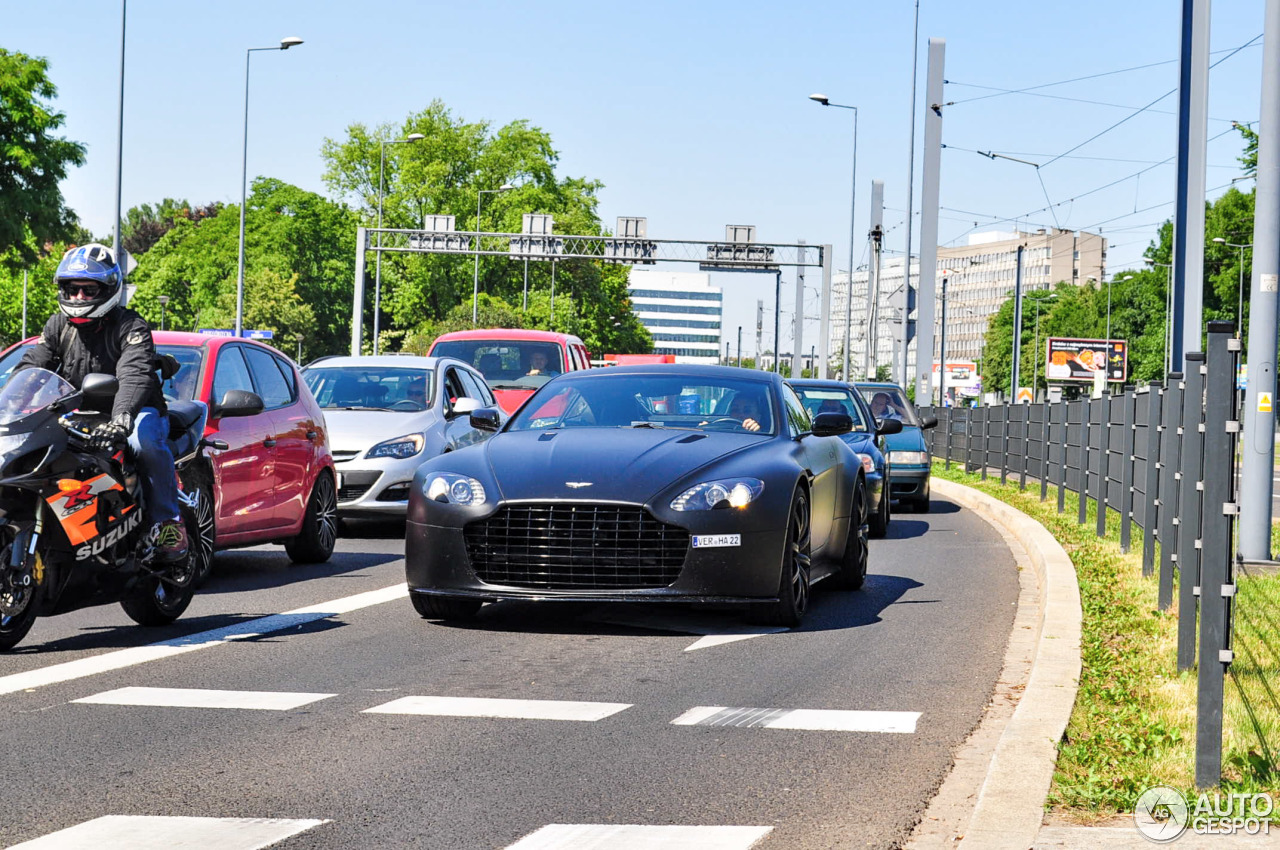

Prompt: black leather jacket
xmin=17 ymin=308 xmax=167 ymax=420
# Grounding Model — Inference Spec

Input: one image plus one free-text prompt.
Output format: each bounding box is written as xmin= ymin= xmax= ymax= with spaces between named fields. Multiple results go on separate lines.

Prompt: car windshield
xmin=0 ymin=343 xmax=33 ymax=388
xmin=303 ymin=366 xmax=434 ymax=411
xmin=857 ymin=386 xmax=921 ymax=426
xmin=791 ymin=386 xmax=871 ymax=432
xmin=0 ymin=368 xmax=74 ymax=425
xmin=507 ymin=373 xmax=777 ymax=435
xmin=431 ymin=340 xmax=564 ymax=389
xmin=157 ymin=344 xmax=204 ymax=402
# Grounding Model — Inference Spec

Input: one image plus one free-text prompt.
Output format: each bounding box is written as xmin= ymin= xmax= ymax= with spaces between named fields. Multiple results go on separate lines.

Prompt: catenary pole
xmin=1240 ymin=0 xmax=1280 ymax=561
xmin=1170 ymin=0 xmax=1210 ymax=369
xmin=899 ymin=0 xmax=921 ymax=389
xmin=113 ymin=0 xmax=126 ymax=284
xmin=793 ymin=241 xmax=806 ymax=378
xmin=915 ymin=37 xmax=945 ymax=405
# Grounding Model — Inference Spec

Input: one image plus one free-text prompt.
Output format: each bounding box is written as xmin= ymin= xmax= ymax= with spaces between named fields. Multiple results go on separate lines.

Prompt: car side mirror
xmin=811 ymin=411 xmax=853 ymax=438
xmin=920 ymin=415 xmax=939 ymax=430
xmin=81 ymin=373 xmax=120 ymax=401
xmin=877 ymin=418 xmax=904 ymax=436
xmin=470 ymin=406 xmax=502 ymax=432
xmin=449 ymin=396 xmax=481 ymax=419
xmin=213 ymin=389 xmax=264 ymax=419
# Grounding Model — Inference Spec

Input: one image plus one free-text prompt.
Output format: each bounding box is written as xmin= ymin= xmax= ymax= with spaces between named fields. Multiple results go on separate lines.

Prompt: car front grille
xmin=332 ymin=450 xmax=361 ymax=463
xmin=464 ymin=503 xmax=689 ymax=590
xmin=338 ymin=470 xmax=380 ymax=503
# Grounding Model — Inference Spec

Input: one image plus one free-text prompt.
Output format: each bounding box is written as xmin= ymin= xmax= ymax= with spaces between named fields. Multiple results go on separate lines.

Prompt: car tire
xmin=285 ymin=472 xmax=338 ymax=564
xmin=748 ymin=488 xmax=811 ymax=627
xmin=913 ymin=496 xmax=932 ymax=513
xmin=868 ymin=481 xmax=890 ymax=538
xmin=179 ymin=465 xmax=216 ymax=586
xmin=830 ymin=480 xmax=869 ymax=590
xmin=411 ymin=592 xmax=482 ymax=621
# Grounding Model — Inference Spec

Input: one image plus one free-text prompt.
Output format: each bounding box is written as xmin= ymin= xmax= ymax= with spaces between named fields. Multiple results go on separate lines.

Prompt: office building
xmin=627 ymin=270 xmax=723 ymax=363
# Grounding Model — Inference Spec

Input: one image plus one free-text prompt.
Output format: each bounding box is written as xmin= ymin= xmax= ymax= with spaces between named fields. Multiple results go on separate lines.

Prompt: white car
xmin=301 ymin=355 xmax=502 ymax=517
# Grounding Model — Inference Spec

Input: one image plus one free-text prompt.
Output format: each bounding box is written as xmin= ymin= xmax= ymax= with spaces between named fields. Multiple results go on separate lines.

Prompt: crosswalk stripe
xmin=0 ymin=583 xmax=408 ymax=698
xmin=505 ymin=824 xmax=773 ymax=849
xmin=73 ymin=686 xmax=336 ymax=711
xmin=7 ymin=815 xmax=327 ymax=849
xmin=364 ymin=695 xmax=632 ymax=722
xmin=671 ymin=705 xmax=920 ymax=733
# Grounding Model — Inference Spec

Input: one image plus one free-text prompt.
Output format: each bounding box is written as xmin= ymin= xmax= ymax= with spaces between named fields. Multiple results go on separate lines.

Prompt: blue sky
xmin=5 ymin=1 xmax=1267 ymax=357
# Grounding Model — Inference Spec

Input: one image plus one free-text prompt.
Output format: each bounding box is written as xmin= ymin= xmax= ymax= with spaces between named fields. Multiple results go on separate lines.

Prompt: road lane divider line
xmin=7 ymin=815 xmax=329 ymax=849
xmin=0 ymin=583 xmax=408 ymax=698
xmin=671 ymin=705 xmax=920 ymax=733
xmin=363 ymin=695 xmax=631 ymax=721
xmin=73 ymin=686 xmax=336 ymax=711
xmin=585 ymin=609 xmax=787 ymax=650
xmin=505 ymin=824 xmax=773 ymax=849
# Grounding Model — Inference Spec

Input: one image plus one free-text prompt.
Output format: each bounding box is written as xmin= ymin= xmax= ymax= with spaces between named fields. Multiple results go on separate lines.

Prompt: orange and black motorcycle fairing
xmin=0 ymin=368 xmax=215 ymax=652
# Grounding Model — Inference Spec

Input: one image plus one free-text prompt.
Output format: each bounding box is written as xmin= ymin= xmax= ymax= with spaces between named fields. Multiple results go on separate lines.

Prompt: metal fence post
xmin=1078 ymin=399 xmax=1090 ymax=525
xmin=1057 ymin=401 xmax=1068 ymax=514
xmin=1096 ymin=393 xmax=1111 ymax=538
xmin=999 ymin=404 xmax=1009 ymax=485
xmin=1120 ymin=390 xmax=1137 ymax=554
xmin=944 ymin=407 xmax=954 ymax=470
xmin=1178 ymin=353 xmax=1206 ymax=669
xmin=1196 ymin=322 xmax=1240 ymax=789
xmin=1040 ymin=402 xmax=1051 ymax=501
xmin=1159 ymin=374 xmax=1184 ymax=610
xmin=980 ymin=406 xmax=989 ymax=481
xmin=1018 ymin=403 xmax=1029 ymax=491
xmin=1143 ymin=384 xmax=1163 ymax=577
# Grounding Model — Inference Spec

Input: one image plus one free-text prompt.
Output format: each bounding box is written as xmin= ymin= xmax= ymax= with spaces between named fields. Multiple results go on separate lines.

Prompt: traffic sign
xmin=198 ymin=329 xmax=274 ymax=339
xmin=1016 ymin=387 xmax=1033 ymax=404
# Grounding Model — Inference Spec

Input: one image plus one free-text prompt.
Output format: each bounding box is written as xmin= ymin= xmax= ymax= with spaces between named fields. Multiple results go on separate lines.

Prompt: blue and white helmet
xmin=55 ymin=244 xmax=123 ymax=325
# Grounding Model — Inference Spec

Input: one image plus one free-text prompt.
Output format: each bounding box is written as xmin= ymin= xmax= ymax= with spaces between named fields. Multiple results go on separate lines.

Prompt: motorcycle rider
xmin=16 ymin=244 xmax=188 ymax=562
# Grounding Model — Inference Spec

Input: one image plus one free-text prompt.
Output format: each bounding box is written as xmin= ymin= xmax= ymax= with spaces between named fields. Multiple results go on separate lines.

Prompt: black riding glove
xmin=90 ymin=413 xmax=133 ymax=451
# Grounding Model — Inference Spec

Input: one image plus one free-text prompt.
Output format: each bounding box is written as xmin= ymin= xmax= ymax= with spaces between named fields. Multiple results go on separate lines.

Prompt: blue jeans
xmin=128 ymin=407 xmax=179 ymax=525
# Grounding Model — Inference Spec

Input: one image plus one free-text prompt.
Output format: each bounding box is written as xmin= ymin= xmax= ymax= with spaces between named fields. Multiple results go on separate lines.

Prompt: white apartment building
xmin=830 ymin=228 xmax=1106 ymax=379
xmin=627 ymin=270 xmax=723 ymax=364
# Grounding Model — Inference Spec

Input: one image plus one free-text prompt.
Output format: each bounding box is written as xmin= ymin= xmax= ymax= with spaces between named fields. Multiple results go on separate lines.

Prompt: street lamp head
xmin=1121 ymin=275 xmax=1134 ymax=281
xmin=404 ymin=133 xmax=425 ymax=142
xmin=498 ymin=183 xmax=515 ymax=191
xmin=279 ymin=36 xmax=304 ymax=49
xmin=157 ymin=295 xmax=170 ymax=306
xmin=1213 ymin=237 xmax=1226 ymax=244
xmin=808 ymin=93 xmax=830 ymax=106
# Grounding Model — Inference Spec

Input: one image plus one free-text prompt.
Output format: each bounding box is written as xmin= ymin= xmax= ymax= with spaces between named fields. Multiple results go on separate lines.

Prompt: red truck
xmin=428 ymin=329 xmax=592 ymax=414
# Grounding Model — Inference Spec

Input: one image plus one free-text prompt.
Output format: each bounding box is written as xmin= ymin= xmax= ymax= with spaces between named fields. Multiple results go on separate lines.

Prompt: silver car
xmin=301 ymin=355 xmax=501 ymax=517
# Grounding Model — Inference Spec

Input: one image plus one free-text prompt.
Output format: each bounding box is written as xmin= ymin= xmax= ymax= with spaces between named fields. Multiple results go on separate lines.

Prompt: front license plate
xmin=691 ymin=534 xmax=741 ymax=549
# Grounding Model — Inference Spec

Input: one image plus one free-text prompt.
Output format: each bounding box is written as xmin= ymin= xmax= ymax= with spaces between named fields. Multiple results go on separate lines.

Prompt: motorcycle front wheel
xmin=0 ymin=528 xmax=41 ymax=652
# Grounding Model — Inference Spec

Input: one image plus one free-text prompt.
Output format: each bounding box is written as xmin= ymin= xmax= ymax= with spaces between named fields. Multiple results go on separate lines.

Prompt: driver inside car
xmin=726 ymin=394 xmax=764 ymax=432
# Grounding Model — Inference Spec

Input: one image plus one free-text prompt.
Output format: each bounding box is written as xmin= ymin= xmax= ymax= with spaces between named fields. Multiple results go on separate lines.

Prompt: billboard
xmin=1045 ymin=337 xmax=1127 ymax=383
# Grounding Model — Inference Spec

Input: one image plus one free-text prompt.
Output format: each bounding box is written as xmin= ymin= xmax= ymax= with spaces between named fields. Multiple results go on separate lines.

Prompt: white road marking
xmin=7 ymin=815 xmax=327 ymax=849
xmin=671 ymin=705 xmax=920 ymax=733
xmin=364 ymin=695 xmax=631 ymax=722
xmin=0 ymin=584 xmax=408 ymax=698
xmin=586 ymin=609 xmax=786 ymax=651
xmin=73 ymin=686 xmax=335 ymax=711
xmin=505 ymin=824 xmax=773 ymax=849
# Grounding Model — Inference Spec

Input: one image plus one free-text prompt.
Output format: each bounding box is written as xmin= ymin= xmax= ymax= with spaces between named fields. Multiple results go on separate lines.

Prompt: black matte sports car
xmin=404 ymin=365 xmax=871 ymax=628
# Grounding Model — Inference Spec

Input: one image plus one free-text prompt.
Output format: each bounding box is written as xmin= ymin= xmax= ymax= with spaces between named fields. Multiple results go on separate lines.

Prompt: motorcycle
xmin=0 ymin=367 xmax=224 ymax=651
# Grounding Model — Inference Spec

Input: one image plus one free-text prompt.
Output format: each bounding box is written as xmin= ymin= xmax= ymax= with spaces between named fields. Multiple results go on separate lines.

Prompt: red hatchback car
xmin=427 ymin=329 xmax=592 ymax=415
xmin=0 ymin=332 xmax=337 ymax=582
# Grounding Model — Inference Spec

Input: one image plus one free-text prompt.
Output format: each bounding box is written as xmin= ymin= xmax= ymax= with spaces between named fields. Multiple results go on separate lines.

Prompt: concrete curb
xmin=931 ymin=478 xmax=1083 ymax=849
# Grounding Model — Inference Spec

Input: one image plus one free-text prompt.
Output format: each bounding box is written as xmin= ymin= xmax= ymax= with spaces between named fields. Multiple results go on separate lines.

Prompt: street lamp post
xmin=809 ymin=94 xmax=858 ymax=381
xmin=1213 ymin=237 xmax=1253 ymax=338
xmin=372 ymin=132 xmax=425 ymax=354
xmin=236 ymin=36 xmax=303 ymax=339
xmin=1032 ymin=293 xmax=1058 ymax=396
xmin=157 ymin=295 xmax=169 ymax=331
xmin=472 ymin=183 xmax=514 ymax=324
xmin=939 ymin=269 xmax=951 ymax=406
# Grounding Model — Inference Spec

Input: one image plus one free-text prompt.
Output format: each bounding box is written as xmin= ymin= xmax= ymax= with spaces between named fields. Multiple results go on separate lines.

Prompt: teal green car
xmin=855 ymin=382 xmax=938 ymax=512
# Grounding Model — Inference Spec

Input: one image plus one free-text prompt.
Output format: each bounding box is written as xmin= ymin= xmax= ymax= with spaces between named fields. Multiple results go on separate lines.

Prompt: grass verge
xmin=931 ymin=460 xmax=1278 ymax=818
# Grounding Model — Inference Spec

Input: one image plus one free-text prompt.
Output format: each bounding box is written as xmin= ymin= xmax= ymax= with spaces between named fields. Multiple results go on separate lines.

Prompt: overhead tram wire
xmin=945 ymin=39 xmax=1263 ymax=106
xmin=945 ymin=83 xmax=1242 ymax=124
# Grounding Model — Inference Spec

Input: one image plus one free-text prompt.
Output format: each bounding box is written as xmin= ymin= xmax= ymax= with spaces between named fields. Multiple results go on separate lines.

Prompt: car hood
xmin=882 ymin=426 xmax=927 ymax=453
xmin=483 ymin=428 xmax=757 ymax=503
xmin=323 ymin=409 xmax=437 ymax=453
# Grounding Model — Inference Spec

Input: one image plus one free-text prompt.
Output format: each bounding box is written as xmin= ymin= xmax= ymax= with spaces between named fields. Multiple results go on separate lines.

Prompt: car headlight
xmin=367 ymin=433 xmax=424 ymax=460
xmin=889 ymin=450 xmax=930 ymax=465
xmin=423 ymin=473 xmax=487 ymax=506
xmin=855 ymin=453 xmax=875 ymax=474
xmin=670 ymin=478 xmax=764 ymax=511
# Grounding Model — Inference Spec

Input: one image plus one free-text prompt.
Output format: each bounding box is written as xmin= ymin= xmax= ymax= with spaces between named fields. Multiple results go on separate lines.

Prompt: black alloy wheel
xmin=750 ymin=489 xmax=812 ymax=627
xmin=286 ymin=472 xmax=338 ymax=564
xmin=180 ymin=467 xmax=216 ymax=586
xmin=0 ymin=529 xmax=39 ymax=652
xmin=831 ymin=480 xmax=870 ymax=590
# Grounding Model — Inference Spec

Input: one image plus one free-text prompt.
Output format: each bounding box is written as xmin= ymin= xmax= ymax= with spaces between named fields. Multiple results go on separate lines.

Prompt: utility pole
xmin=773 ymin=269 xmax=783 ymax=374
xmin=1011 ymin=244 xmax=1025 ymax=398
xmin=867 ymin=179 xmax=885 ymax=380
xmin=915 ymin=37 xmax=945 ymax=405
xmin=737 ymin=326 xmax=743 ymax=368
xmin=756 ymin=300 xmax=764 ymax=370
xmin=939 ymin=272 xmax=948 ymax=406
xmin=1171 ymin=0 xmax=1210 ymax=369
xmin=899 ymin=0 xmax=921 ymax=391
xmin=793 ymin=242 xmax=805 ymax=378
xmin=1240 ymin=0 xmax=1280 ymax=561
xmin=21 ymin=270 xmax=28 ymax=339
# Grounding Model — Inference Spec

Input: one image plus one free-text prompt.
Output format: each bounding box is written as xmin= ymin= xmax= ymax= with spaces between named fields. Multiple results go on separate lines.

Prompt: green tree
xmin=319 ymin=100 xmax=649 ymax=351
xmin=118 ymin=199 xmax=221 ymax=256
xmin=0 ymin=49 xmax=86 ymax=270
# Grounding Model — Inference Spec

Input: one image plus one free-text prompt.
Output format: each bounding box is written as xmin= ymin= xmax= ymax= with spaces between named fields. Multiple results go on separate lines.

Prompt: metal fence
xmin=920 ymin=321 xmax=1244 ymax=787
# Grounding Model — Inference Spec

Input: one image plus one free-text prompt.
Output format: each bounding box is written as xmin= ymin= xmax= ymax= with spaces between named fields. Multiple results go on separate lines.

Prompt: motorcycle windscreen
xmin=0 ymin=368 xmax=75 ymax=426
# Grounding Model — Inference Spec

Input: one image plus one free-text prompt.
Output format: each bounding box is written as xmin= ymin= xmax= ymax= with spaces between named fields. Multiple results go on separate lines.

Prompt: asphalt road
xmin=0 ymin=498 xmax=1017 ymax=850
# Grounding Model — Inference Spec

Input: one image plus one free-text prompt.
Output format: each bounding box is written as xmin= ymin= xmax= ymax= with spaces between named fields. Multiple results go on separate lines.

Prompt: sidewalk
xmin=908 ymin=478 xmax=1280 ymax=849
